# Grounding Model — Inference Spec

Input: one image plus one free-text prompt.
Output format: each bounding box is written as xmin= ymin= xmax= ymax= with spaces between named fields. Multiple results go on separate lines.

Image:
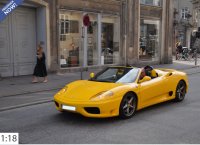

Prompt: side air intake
xmin=169 ymin=91 xmax=173 ymax=96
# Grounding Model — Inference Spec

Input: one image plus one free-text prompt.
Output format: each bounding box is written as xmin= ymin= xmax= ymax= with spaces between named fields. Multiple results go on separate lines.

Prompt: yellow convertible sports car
xmin=54 ymin=66 xmax=188 ymax=119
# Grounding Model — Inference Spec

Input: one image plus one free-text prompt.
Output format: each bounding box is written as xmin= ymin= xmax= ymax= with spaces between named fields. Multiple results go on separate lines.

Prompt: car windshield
xmin=90 ymin=67 xmax=139 ymax=83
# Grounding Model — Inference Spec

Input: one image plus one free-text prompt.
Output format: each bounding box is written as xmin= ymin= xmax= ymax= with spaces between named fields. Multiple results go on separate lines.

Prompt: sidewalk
xmin=0 ymin=69 xmax=101 ymax=112
xmin=0 ymin=62 xmax=200 ymax=112
xmin=0 ymin=69 xmax=100 ymax=98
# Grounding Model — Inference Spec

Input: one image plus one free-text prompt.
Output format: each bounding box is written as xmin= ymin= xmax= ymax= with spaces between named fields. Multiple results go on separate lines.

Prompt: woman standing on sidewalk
xmin=32 ymin=44 xmax=48 ymax=83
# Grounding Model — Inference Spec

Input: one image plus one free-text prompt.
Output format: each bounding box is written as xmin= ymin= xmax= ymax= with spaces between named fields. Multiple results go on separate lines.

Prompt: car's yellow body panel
xmin=54 ymin=67 xmax=189 ymax=118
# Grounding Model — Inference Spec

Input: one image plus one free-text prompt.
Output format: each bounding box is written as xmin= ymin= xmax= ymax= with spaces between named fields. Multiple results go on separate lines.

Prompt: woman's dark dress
xmin=33 ymin=52 xmax=47 ymax=77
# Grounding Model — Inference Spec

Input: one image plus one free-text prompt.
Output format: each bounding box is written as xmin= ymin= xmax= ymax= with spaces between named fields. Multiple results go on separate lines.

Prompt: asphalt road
xmin=0 ymin=74 xmax=200 ymax=144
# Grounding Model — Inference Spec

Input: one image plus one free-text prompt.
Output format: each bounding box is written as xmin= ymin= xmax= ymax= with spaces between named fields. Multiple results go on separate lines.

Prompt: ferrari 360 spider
xmin=54 ymin=66 xmax=188 ymax=119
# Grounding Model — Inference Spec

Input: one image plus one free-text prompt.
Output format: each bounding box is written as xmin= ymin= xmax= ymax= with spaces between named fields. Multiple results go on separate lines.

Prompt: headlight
xmin=57 ymin=86 xmax=67 ymax=95
xmin=90 ymin=91 xmax=114 ymax=101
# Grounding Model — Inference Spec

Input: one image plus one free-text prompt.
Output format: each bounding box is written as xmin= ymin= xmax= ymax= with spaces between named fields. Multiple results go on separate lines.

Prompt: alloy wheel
xmin=119 ymin=93 xmax=137 ymax=119
xmin=175 ymin=81 xmax=186 ymax=102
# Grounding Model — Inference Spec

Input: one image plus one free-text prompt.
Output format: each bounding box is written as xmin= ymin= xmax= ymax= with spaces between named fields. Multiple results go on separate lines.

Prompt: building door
xmin=0 ymin=7 xmax=36 ymax=77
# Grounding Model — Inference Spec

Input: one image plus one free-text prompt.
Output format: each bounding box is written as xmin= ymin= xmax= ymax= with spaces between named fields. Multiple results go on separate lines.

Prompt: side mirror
xmin=139 ymin=76 xmax=151 ymax=84
xmin=90 ymin=72 xmax=95 ymax=79
xmin=166 ymin=72 xmax=173 ymax=77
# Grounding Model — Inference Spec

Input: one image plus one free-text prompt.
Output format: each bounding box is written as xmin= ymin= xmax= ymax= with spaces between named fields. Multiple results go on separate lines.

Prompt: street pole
xmin=81 ymin=26 xmax=84 ymax=80
xmin=125 ymin=35 xmax=127 ymax=65
xmin=195 ymin=49 xmax=198 ymax=66
xmin=81 ymin=67 xmax=83 ymax=80
xmin=123 ymin=0 xmax=128 ymax=66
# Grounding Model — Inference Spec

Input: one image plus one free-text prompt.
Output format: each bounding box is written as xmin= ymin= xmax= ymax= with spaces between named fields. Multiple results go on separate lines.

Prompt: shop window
xmin=59 ymin=12 xmax=120 ymax=68
xmin=59 ymin=12 xmax=82 ymax=68
xmin=101 ymin=15 xmax=120 ymax=65
xmin=140 ymin=19 xmax=160 ymax=61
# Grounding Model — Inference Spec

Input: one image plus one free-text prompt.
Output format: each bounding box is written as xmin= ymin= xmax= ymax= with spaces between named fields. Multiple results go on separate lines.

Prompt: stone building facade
xmin=192 ymin=0 xmax=200 ymax=30
xmin=124 ymin=0 xmax=173 ymax=66
xmin=189 ymin=0 xmax=200 ymax=50
xmin=0 ymin=0 xmax=174 ymax=76
xmin=44 ymin=0 xmax=174 ymax=73
xmin=44 ymin=0 xmax=122 ymax=72
xmin=173 ymin=0 xmax=193 ymax=51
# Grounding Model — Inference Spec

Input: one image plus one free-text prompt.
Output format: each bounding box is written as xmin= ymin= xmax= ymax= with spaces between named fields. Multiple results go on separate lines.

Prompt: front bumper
xmin=54 ymin=97 xmax=121 ymax=118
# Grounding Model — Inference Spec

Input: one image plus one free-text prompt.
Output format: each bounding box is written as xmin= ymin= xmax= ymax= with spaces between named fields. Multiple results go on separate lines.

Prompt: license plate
xmin=62 ymin=105 xmax=76 ymax=111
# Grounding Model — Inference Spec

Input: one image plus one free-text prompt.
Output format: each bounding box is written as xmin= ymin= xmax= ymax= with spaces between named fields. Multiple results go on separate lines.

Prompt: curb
xmin=186 ymin=71 xmax=200 ymax=75
xmin=0 ymin=99 xmax=53 ymax=112
xmin=179 ymin=65 xmax=200 ymax=70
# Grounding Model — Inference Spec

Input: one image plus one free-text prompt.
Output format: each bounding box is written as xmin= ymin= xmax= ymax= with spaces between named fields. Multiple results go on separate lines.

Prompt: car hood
xmin=58 ymin=80 xmax=123 ymax=101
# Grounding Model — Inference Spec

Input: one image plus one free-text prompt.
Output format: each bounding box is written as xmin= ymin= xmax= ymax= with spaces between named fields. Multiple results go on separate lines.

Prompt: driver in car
xmin=139 ymin=68 xmax=146 ymax=80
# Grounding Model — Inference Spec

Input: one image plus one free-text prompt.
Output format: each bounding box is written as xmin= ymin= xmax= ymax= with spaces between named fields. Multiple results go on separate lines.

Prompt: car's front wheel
xmin=175 ymin=80 xmax=186 ymax=102
xmin=119 ymin=93 xmax=137 ymax=119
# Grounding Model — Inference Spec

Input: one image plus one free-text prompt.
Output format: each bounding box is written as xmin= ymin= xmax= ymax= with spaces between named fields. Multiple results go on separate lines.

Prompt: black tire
xmin=175 ymin=80 xmax=186 ymax=102
xmin=119 ymin=93 xmax=137 ymax=119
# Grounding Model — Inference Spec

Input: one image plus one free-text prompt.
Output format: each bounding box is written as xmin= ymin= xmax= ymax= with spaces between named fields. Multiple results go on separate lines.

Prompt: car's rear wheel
xmin=175 ymin=80 xmax=186 ymax=102
xmin=119 ymin=93 xmax=137 ymax=119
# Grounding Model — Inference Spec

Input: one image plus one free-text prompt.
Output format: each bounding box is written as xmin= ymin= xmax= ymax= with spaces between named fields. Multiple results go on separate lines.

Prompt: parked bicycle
xmin=176 ymin=47 xmax=191 ymax=61
xmin=188 ymin=48 xmax=200 ymax=61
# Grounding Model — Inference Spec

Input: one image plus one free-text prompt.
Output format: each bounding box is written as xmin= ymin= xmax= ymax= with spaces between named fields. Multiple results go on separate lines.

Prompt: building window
xmin=140 ymin=19 xmax=160 ymax=61
xmin=194 ymin=9 xmax=198 ymax=23
xmin=101 ymin=15 xmax=120 ymax=65
xmin=59 ymin=14 xmax=79 ymax=41
xmin=59 ymin=12 xmax=82 ymax=68
xmin=140 ymin=0 xmax=162 ymax=6
xmin=60 ymin=14 xmax=69 ymax=41
xmin=181 ymin=8 xmax=189 ymax=19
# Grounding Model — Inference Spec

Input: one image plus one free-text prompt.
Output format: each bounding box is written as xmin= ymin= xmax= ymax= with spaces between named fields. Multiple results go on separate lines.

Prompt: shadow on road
xmin=53 ymin=111 xmax=120 ymax=124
